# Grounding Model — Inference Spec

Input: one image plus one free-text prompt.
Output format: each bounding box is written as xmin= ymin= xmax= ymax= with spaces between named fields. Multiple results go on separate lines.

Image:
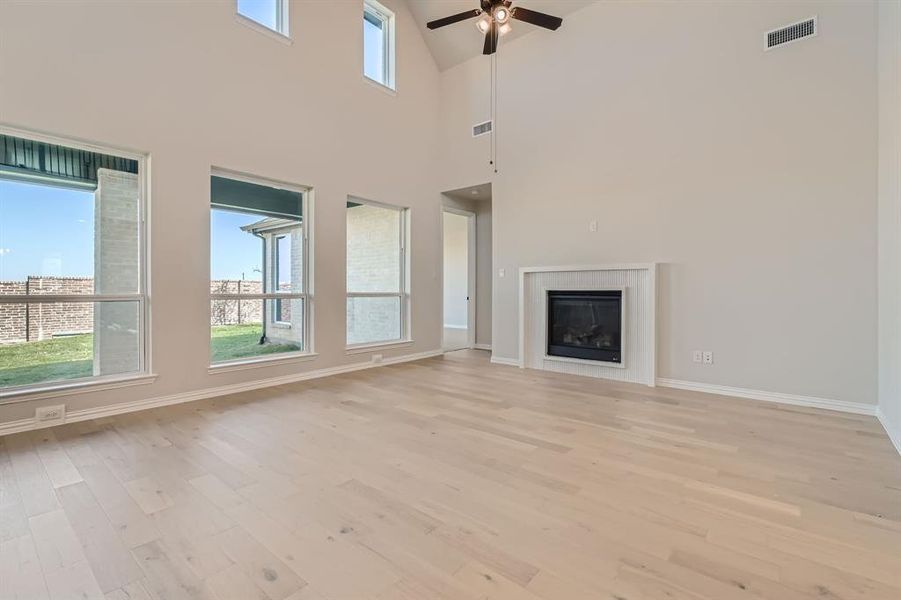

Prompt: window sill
xmin=363 ymin=75 xmax=397 ymax=96
xmin=209 ymin=352 xmax=318 ymax=374
xmin=0 ymin=373 xmax=158 ymax=406
xmin=235 ymin=13 xmax=292 ymax=45
xmin=345 ymin=339 xmax=413 ymax=355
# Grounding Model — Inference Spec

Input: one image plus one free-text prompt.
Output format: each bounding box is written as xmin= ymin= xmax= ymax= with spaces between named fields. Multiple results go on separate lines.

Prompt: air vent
xmin=472 ymin=120 xmax=493 ymax=137
xmin=766 ymin=17 xmax=816 ymax=50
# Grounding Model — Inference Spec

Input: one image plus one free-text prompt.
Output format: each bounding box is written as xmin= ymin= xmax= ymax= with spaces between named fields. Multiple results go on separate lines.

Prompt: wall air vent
xmin=766 ymin=17 xmax=817 ymax=50
xmin=472 ymin=120 xmax=493 ymax=137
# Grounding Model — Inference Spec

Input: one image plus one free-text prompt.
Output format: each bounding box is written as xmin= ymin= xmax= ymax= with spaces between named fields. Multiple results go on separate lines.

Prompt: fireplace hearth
xmin=547 ymin=290 xmax=622 ymax=363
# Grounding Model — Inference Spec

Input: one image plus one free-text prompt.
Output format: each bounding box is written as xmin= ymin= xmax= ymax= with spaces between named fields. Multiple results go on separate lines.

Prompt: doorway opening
xmin=441 ymin=182 xmax=492 ymax=353
xmin=442 ymin=208 xmax=475 ymax=350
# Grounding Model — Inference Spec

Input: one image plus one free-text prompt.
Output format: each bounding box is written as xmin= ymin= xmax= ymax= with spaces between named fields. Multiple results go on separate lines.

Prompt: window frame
xmin=363 ymin=0 xmax=396 ymax=91
xmin=235 ymin=0 xmax=290 ymax=40
xmin=0 ymin=125 xmax=152 ymax=402
xmin=209 ymin=167 xmax=314 ymax=369
xmin=271 ymin=232 xmax=291 ymax=325
xmin=345 ymin=197 xmax=410 ymax=350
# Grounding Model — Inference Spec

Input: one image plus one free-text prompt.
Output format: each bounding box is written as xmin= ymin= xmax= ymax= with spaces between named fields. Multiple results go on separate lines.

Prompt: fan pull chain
xmin=490 ymin=49 xmax=498 ymax=174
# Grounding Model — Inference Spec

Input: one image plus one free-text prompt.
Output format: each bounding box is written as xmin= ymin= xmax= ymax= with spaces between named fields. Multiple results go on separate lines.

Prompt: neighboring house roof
xmin=241 ymin=217 xmax=302 ymax=234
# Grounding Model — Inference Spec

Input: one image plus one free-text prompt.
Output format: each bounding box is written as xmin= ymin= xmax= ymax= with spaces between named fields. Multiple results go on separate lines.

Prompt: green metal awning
xmin=211 ymin=175 xmax=302 ymax=219
xmin=0 ymin=134 xmax=137 ymax=189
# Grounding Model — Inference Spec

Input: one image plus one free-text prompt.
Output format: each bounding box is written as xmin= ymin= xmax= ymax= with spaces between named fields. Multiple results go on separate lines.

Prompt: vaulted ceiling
xmin=407 ymin=0 xmax=598 ymax=71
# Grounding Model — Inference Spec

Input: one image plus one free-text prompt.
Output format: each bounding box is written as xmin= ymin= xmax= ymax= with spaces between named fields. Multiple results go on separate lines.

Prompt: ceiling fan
xmin=426 ymin=0 xmax=563 ymax=55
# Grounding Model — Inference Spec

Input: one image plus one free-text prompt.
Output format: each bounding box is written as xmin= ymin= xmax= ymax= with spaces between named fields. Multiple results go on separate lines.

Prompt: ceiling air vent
xmin=766 ymin=17 xmax=817 ymax=50
xmin=472 ymin=120 xmax=493 ymax=137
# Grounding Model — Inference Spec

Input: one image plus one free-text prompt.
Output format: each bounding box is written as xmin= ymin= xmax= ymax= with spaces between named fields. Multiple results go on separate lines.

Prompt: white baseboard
xmin=656 ymin=378 xmax=877 ymax=416
xmin=473 ymin=343 xmax=492 ymax=351
xmin=877 ymin=407 xmax=901 ymax=456
xmin=490 ymin=356 xmax=522 ymax=367
xmin=0 ymin=350 xmax=444 ymax=437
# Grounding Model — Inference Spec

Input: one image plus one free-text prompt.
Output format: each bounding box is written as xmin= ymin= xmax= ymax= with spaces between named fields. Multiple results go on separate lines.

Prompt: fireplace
xmin=547 ymin=290 xmax=623 ymax=363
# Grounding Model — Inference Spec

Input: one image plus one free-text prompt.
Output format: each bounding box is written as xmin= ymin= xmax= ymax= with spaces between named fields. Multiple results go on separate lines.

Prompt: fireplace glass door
xmin=547 ymin=290 xmax=622 ymax=363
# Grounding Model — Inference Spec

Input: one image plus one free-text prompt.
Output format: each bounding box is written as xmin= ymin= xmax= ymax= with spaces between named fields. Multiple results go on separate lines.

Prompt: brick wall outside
xmin=0 ymin=277 xmax=94 ymax=344
xmin=210 ymin=279 xmax=264 ymax=326
xmin=346 ymin=204 xmax=403 ymax=344
xmin=93 ymin=169 xmax=142 ymax=376
xmin=0 ymin=276 xmax=270 ymax=344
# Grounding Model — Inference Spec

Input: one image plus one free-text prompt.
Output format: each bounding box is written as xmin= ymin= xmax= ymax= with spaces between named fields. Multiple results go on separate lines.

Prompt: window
xmin=346 ymin=199 xmax=408 ymax=346
xmin=210 ymin=171 xmax=310 ymax=365
xmin=237 ymin=0 xmax=288 ymax=36
xmin=0 ymin=130 xmax=147 ymax=394
xmin=273 ymin=234 xmax=290 ymax=323
xmin=363 ymin=0 xmax=395 ymax=89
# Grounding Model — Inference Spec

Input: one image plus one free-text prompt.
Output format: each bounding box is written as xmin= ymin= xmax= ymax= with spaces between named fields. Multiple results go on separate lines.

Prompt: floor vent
xmin=472 ymin=120 xmax=493 ymax=137
xmin=766 ymin=17 xmax=816 ymax=50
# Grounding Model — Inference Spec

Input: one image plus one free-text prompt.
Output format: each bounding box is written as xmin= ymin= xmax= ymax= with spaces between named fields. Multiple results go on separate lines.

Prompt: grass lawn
xmin=210 ymin=323 xmax=301 ymax=363
xmin=0 ymin=324 xmax=301 ymax=387
xmin=0 ymin=334 xmax=93 ymax=388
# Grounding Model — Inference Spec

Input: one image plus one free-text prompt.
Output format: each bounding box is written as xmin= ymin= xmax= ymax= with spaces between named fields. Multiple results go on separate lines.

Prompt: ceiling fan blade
xmin=482 ymin=22 xmax=498 ymax=55
xmin=511 ymin=6 xmax=563 ymax=31
xmin=427 ymin=9 xmax=482 ymax=30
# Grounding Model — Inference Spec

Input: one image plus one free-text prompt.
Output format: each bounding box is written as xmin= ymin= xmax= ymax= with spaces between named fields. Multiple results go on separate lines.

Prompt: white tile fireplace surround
xmin=519 ymin=264 xmax=657 ymax=386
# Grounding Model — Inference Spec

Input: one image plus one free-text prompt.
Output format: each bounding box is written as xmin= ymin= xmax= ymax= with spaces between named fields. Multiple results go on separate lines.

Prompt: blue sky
xmin=0 ymin=179 xmax=266 ymax=283
xmin=0 ymin=180 xmax=95 ymax=281
xmin=363 ymin=11 xmax=385 ymax=82
xmin=238 ymin=0 xmax=279 ymax=31
xmin=210 ymin=209 xmax=264 ymax=281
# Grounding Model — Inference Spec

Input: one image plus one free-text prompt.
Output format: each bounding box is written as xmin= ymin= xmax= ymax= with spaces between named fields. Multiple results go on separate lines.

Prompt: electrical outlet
xmin=589 ymin=220 xmax=598 ymax=232
xmin=702 ymin=351 xmax=714 ymax=365
xmin=371 ymin=353 xmax=383 ymax=364
xmin=692 ymin=350 xmax=703 ymax=363
xmin=35 ymin=404 xmax=65 ymax=423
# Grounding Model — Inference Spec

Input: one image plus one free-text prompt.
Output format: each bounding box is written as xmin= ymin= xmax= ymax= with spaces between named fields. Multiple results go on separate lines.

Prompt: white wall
xmin=0 ymin=0 xmax=443 ymax=424
xmin=878 ymin=0 xmax=901 ymax=449
xmin=438 ymin=1 xmax=879 ymax=406
xmin=443 ymin=211 xmax=469 ymax=329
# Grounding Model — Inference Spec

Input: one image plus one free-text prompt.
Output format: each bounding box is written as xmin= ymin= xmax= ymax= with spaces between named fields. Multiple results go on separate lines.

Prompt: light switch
xmin=498 ymin=268 xmax=505 ymax=278
xmin=589 ymin=220 xmax=598 ymax=232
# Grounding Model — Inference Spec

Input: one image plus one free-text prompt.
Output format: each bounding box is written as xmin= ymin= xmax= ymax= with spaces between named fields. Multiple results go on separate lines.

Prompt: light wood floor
xmin=2 ymin=350 xmax=900 ymax=600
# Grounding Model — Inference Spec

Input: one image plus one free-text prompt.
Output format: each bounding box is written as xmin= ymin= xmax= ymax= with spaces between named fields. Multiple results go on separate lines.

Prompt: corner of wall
xmin=877 ymin=0 xmax=901 ymax=456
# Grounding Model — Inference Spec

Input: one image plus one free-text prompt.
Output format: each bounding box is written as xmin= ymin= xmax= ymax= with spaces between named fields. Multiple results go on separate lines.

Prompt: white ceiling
xmin=444 ymin=182 xmax=492 ymax=201
xmin=407 ymin=1 xmax=598 ymax=71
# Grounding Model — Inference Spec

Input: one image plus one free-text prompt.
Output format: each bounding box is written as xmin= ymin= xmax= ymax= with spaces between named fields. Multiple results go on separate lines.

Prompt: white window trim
xmin=270 ymin=232 xmax=293 ymax=326
xmin=208 ymin=351 xmax=319 ymax=374
xmin=345 ymin=197 xmax=410 ymax=350
xmin=345 ymin=339 xmax=413 ymax=355
xmin=0 ymin=125 xmax=151 ymax=403
xmin=209 ymin=167 xmax=314 ymax=366
xmin=0 ymin=373 xmax=157 ymax=404
xmin=363 ymin=0 xmax=396 ymax=91
xmin=235 ymin=0 xmax=292 ymax=43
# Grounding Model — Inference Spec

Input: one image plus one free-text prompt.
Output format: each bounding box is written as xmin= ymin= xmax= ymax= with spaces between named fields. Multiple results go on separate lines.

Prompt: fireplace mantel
xmin=518 ymin=264 xmax=657 ymax=386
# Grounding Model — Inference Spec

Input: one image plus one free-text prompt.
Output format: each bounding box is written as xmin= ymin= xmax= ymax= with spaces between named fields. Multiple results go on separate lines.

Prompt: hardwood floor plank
xmin=0 ymin=534 xmax=51 ymax=600
xmin=5 ymin=433 xmax=60 ymax=518
xmin=124 ymin=476 xmax=175 ymax=515
xmin=0 ymin=350 xmax=898 ymax=599
xmin=29 ymin=509 xmax=105 ymax=600
xmin=57 ymin=481 xmax=144 ymax=593
xmin=32 ymin=430 xmax=84 ymax=489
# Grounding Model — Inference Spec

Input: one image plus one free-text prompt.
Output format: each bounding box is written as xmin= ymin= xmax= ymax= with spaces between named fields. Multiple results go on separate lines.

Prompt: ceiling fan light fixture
xmin=493 ymin=6 xmax=510 ymax=24
xmin=476 ymin=15 xmax=491 ymax=33
xmin=498 ymin=23 xmax=512 ymax=36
